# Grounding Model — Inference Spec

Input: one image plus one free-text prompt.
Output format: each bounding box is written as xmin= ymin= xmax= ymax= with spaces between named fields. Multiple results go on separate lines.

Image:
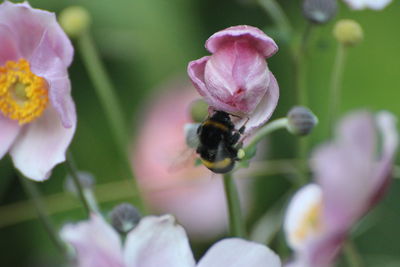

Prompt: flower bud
xmin=302 ymin=0 xmax=338 ymax=24
xmin=64 ymin=171 xmax=95 ymax=195
xmin=333 ymin=19 xmax=363 ymax=46
xmin=190 ymin=99 xmax=208 ymax=123
xmin=287 ymin=106 xmax=318 ymax=136
xmin=109 ymin=203 xmax=141 ymax=234
xmin=59 ymin=6 xmax=91 ymax=38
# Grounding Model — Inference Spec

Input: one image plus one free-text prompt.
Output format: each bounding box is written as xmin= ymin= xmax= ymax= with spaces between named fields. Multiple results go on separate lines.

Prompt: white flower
xmin=61 ymin=214 xmax=281 ymax=267
xmin=343 ymin=0 xmax=392 ymax=10
xmin=283 ymin=111 xmax=398 ymax=267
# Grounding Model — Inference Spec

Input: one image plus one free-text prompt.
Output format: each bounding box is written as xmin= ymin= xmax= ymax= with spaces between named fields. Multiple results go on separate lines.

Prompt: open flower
xmin=0 ymin=1 xmax=75 ymax=181
xmin=343 ymin=0 xmax=392 ymax=10
xmin=61 ymin=213 xmax=281 ymax=267
xmin=284 ymin=111 xmax=398 ymax=267
xmin=188 ymin=25 xmax=279 ymax=132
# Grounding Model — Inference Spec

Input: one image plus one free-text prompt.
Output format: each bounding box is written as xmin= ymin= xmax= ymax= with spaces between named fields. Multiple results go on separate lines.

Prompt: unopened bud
xmin=190 ymin=99 xmax=208 ymax=123
xmin=333 ymin=19 xmax=363 ymax=46
xmin=184 ymin=123 xmax=200 ymax=148
xmin=59 ymin=6 xmax=91 ymax=38
xmin=303 ymin=0 xmax=337 ymax=24
xmin=110 ymin=203 xmax=141 ymax=234
xmin=65 ymin=171 xmax=95 ymax=195
xmin=287 ymin=106 xmax=318 ymax=136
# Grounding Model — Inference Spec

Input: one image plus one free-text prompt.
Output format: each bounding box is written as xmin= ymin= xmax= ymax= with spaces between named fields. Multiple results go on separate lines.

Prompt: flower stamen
xmin=0 ymin=59 xmax=49 ymax=124
xmin=294 ymin=201 xmax=322 ymax=243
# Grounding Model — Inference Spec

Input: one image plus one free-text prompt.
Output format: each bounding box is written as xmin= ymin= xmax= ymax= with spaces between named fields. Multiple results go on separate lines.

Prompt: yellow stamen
xmin=294 ymin=201 xmax=322 ymax=242
xmin=0 ymin=59 xmax=49 ymax=124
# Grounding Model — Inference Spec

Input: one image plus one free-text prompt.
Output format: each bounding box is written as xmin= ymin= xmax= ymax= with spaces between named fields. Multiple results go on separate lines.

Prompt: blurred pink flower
xmin=343 ymin=0 xmax=392 ymax=10
xmin=0 ymin=1 xmax=76 ymax=181
xmin=188 ymin=25 xmax=279 ymax=132
xmin=131 ymin=82 xmax=250 ymax=240
xmin=284 ymin=111 xmax=398 ymax=267
xmin=61 ymin=214 xmax=282 ymax=267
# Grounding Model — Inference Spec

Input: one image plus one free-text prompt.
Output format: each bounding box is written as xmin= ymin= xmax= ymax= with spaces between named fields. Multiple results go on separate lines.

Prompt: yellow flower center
xmin=294 ymin=201 xmax=322 ymax=243
xmin=0 ymin=59 xmax=49 ymax=124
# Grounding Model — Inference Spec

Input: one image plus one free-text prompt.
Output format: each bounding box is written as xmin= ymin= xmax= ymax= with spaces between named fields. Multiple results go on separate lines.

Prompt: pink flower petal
xmin=188 ymin=56 xmax=239 ymax=113
xmin=206 ymin=25 xmax=278 ymax=58
xmin=197 ymin=238 xmax=281 ymax=267
xmin=9 ymin=105 xmax=76 ymax=181
xmin=123 ymin=215 xmax=196 ymax=267
xmin=0 ymin=1 xmax=73 ymax=66
xmin=0 ymin=23 xmax=20 ymax=65
xmin=60 ymin=214 xmax=124 ymax=267
xmin=47 ymin=77 xmax=76 ymax=128
xmin=28 ymin=29 xmax=75 ymax=128
xmin=243 ymin=71 xmax=279 ymax=132
xmin=0 ymin=115 xmax=20 ymax=159
xmin=313 ymin=112 xmax=377 ymax=227
xmin=368 ymin=111 xmax=398 ymax=207
xmin=204 ymin=41 xmax=270 ymax=113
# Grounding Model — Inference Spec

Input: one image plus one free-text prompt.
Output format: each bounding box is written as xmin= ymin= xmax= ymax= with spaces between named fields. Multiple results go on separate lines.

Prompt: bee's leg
xmin=238 ymin=125 xmax=245 ymax=134
xmin=228 ymin=132 xmax=241 ymax=145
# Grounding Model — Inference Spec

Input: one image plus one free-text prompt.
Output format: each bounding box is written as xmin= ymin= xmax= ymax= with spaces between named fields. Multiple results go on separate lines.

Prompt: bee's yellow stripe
xmin=200 ymin=158 xmax=232 ymax=169
xmin=203 ymin=120 xmax=229 ymax=132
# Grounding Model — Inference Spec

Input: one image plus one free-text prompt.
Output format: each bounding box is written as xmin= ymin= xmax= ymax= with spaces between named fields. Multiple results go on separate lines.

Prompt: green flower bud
xmin=303 ymin=0 xmax=337 ymax=24
xmin=287 ymin=106 xmax=318 ymax=136
xmin=333 ymin=19 xmax=363 ymax=46
xmin=110 ymin=203 xmax=141 ymax=234
xmin=59 ymin=6 xmax=91 ymax=38
xmin=189 ymin=99 xmax=208 ymax=123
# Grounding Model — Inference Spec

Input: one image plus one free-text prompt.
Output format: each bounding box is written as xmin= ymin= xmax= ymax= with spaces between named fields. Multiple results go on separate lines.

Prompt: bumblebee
xmin=196 ymin=110 xmax=245 ymax=173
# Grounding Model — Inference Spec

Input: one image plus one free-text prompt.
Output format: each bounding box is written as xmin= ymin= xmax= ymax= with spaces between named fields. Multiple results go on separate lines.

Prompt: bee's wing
xmin=167 ymin=147 xmax=197 ymax=173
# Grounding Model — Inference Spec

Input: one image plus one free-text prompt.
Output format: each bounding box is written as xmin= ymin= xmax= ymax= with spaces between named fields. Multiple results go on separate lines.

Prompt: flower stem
xmin=257 ymin=0 xmax=292 ymax=36
xmin=77 ymin=31 xmax=144 ymax=212
xmin=244 ymin=118 xmax=288 ymax=155
xmin=344 ymin=241 xmax=364 ymax=267
xmin=65 ymin=153 xmax=91 ymax=216
xmin=17 ymin=174 xmax=67 ymax=256
xmin=329 ymin=43 xmax=347 ymax=135
xmin=77 ymin=32 xmax=127 ymax=150
xmin=292 ymin=23 xmax=315 ymax=185
xmin=293 ymin=22 xmax=314 ymax=106
xmin=223 ymin=173 xmax=246 ymax=238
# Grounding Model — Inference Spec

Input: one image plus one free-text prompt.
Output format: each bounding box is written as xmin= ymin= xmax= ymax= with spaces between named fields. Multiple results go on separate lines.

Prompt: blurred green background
xmin=0 ymin=0 xmax=399 ymax=266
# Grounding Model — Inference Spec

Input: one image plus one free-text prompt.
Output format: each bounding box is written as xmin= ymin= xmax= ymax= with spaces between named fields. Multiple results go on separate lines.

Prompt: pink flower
xmin=131 ymin=81 xmax=250 ymax=240
xmin=284 ymin=111 xmax=398 ymax=267
xmin=188 ymin=25 xmax=279 ymax=132
xmin=61 ymin=213 xmax=282 ymax=267
xmin=343 ymin=0 xmax=392 ymax=10
xmin=0 ymin=1 xmax=75 ymax=181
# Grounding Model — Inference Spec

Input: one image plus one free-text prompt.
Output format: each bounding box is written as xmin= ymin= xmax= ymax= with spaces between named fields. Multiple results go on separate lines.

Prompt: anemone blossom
xmin=0 ymin=1 xmax=76 ymax=181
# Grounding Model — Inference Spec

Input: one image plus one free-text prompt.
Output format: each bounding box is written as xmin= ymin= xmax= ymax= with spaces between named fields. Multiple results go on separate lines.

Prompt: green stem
xmin=18 ymin=174 xmax=66 ymax=256
xmin=77 ymin=31 xmax=144 ymax=212
xmin=244 ymin=118 xmax=288 ymax=155
xmin=329 ymin=43 xmax=347 ymax=135
xmin=77 ymin=32 xmax=127 ymax=150
xmin=257 ymin=0 xmax=292 ymax=36
xmin=293 ymin=23 xmax=314 ymax=106
xmin=65 ymin=153 xmax=91 ymax=216
xmin=344 ymin=241 xmax=364 ymax=267
xmin=223 ymin=173 xmax=246 ymax=238
xmin=292 ymin=23 xmax=315 ymax=185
